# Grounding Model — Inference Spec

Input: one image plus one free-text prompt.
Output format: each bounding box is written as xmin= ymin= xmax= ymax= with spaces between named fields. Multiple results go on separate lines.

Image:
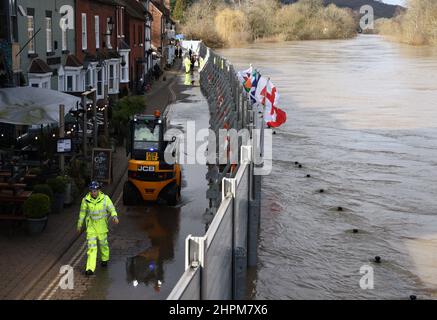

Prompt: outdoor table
xmin=0 ymin=190 xmax=32 ymax=222
xmin=0 ymin=182 xmax=27 ymax=195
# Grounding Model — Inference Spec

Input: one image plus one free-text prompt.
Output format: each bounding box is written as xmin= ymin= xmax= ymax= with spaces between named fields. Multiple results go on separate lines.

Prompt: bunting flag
xmin=249 ymin=71 xmax=260 ymax=103
xmin=260 ymin=79 xmax=280 ymax=122
xmin=267 ymin=106 xmax=287 ymax=128
xmin=237 ymin=68 xmax=287 ymax=128
xmin=237 ymin=66 xmax=252 ymax=85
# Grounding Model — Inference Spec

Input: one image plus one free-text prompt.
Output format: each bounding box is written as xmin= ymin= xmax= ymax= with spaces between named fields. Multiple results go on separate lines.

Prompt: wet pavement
xmin=75 ymin=73 xmax=209 ymax=300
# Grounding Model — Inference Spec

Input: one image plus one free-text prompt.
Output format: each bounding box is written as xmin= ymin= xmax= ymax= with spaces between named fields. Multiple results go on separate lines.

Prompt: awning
xmin=0 ymin=87 xmax=81 ymax=125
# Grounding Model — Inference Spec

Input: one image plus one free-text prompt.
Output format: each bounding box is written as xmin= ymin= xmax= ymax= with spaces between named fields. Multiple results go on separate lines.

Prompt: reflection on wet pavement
xmin=81 ymin=73 xmax=209 ymax=300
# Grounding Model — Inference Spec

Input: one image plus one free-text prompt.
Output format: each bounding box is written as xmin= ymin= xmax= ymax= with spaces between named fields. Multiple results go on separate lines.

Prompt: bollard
xmin=233 ymin=247 xmax=247 ymax=300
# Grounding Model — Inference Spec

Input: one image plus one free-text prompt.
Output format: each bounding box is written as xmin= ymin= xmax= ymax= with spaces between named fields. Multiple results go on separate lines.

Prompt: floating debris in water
xmin=133 ymin=280 xmax=138 ymax=287
xmin=374 ymin=256 xmax=381 ymax=263
xmin=319 ymin=189 xmax=324 ymax=193
xmin=410 ymin=295 xmax=417 ymax=300
xmin=337 ymin=206 xmax=343 ymax=211
xmin=353 ymin=229 xmax=358 ymax=234
xmin=306 ymin=174 xmax=311 ymax=178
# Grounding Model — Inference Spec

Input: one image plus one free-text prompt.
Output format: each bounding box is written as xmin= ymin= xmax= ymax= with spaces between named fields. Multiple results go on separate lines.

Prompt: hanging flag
xmin=260 ymin=79 xmax=280 ymax=123
xmin=254 ymin=76 xmax=269 ymax=104
xmin=238 ymin=69 xmax=287 ymax=128
xmin=267 ymin=106 xmax=287 ymax=128
xmin=249 ymin=71 xmax=260 ymax=103
xmin=237 ymin=66 xmax=252 ymax=86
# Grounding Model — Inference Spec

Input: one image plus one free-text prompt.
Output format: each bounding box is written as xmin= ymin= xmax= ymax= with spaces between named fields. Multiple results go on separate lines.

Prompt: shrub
xmin=377 ymin=0 xmax=437 ymax=46
xmin=214 ymin=8 xmax=250 ymax=47
xmin=32 ymin=184 xmax=54 ymax=202
xmin=47 ymin=176 xmax=67 ymax=194
xmin=179 ymin=0 xmax=356 ymax=47
xmin=23 ymin=193 xmax=51 ymax=219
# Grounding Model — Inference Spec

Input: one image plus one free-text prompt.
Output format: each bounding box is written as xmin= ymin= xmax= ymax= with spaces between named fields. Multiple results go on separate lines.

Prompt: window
xmin=81 ymin=13 xmax=87 ymax=50
xmin=46 ymin=16 xmax=53 ymax=52
xmin=106 ymin=17 xmax=112 ymax=49
xmin=107 ymin=60 xmax=119 ymax=94
xmin=61 ymin=13 xmax=68 ymax=51
xmin=58 ymin=75 xmax=64 ymax=91
xmin=133 ymin=122 xmax=160 ymax=150
xmin=120 ymin=7 xmax=124 ymax=37
xmin=85 ymin=69 xmax=91 ymax=89
xmin=62 ymin=26 xmax=67 ymax=51
xmin=97 ymin=68 xmax=103 ymax=98
xmin=109 ymin=64 xmax=114 ymax=89
xmin=31 ymin=83 xmax=38 ymax=88
xmin=66 ymin=75 xmax=73 ymax=91
xmin=27 ymin=13 xmax=35 ymax=54
xmin=58 ymin=67 xmax=65 ymax=91
xmin=120 ymin=51 xmax=129 ymax=83
xmin=95 ymin=16 xmax=99 ymax=49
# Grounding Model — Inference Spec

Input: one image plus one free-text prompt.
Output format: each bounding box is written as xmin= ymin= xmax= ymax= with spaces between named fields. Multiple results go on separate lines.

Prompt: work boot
xmin=101 ymin=261 xmax=108 ymax=267
xmin=85 ymin=270 xmax=94 ymax=276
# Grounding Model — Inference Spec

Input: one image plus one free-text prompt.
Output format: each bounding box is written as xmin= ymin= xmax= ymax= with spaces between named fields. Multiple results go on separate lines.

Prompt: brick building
xmin=75 ymin=0 xmax=120 ymax=103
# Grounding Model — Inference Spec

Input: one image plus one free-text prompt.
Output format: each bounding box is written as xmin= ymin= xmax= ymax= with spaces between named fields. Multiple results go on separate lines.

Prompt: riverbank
xmin=376 ymin=0 xmax=437 ymax=46
xmin=179 ymin=0 xmax=357 ymax=49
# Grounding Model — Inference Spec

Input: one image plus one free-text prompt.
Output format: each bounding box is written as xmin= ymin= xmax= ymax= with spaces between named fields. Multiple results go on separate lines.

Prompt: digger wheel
xmin=166 ymin=183 xmax=181 ymax=206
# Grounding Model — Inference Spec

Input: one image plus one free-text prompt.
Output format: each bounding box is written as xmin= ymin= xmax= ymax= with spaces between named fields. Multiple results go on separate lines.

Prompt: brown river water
xmin=219 ymin=35 xmax=437 ymax=299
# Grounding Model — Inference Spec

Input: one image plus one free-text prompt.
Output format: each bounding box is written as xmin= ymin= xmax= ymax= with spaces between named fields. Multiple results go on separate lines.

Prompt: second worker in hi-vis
xmin=77 ymin=181 xmax=119 ymax=276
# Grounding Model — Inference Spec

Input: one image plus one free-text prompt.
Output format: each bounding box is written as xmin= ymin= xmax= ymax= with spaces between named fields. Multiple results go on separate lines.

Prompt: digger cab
xmin=123 ymin=110 xmax=181 ymax=206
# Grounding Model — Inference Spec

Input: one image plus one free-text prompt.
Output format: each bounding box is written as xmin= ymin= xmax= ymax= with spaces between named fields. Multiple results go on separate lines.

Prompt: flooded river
xmin=219 ymin=35 xmax=437 ymax=299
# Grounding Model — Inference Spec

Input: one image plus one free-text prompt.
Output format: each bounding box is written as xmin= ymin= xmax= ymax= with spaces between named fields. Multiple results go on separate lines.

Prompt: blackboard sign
xmin=92 ymin=148 xmax=112 ymax=184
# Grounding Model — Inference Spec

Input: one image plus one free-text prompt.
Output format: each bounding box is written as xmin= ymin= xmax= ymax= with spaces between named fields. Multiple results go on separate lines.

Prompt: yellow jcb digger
xmin=123 ymin=110 xmax=181 ymax=206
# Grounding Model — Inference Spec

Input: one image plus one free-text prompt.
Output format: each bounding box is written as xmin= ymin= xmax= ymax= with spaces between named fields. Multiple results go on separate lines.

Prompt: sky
xmin=383 ymin=0 xmax=406 ymax=6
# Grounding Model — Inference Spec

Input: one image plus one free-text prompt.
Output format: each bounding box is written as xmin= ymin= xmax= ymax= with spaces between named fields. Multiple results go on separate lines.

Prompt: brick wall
xmin=75 ymin=0 xmax=117 ymax=62
xmin=150 ymin=2 xmax=163 ymax=50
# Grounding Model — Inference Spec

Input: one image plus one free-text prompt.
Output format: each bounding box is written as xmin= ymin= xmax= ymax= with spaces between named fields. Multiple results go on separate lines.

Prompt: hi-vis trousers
xmin=86 ymin=231 xmax=109 ymax=272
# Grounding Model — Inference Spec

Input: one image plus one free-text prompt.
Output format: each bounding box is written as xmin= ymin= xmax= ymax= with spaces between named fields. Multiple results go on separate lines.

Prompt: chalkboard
xmin=91 ymin=148 xmax=112 ymax=184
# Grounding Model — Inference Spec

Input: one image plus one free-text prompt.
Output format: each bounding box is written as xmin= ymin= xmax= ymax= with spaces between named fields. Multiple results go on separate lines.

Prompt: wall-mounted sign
xmin=57 ymin=138 xmax=72 ymax=153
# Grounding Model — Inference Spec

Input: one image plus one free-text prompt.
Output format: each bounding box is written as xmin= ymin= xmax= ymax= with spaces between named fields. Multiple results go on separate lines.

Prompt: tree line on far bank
xmin=172 ymin=0 xmax=437 ymax=48
xmin=172 ymin=0 xmax=357 ymax=48
xmin=376 ymin=0 xmax=437 ymax=46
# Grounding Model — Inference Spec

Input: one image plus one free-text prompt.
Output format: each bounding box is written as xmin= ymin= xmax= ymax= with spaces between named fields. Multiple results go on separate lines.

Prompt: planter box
xmin=26 ymin=216 xmax=48 ymax=235
xmin=64 ymin=182 xmax=73 ymax=205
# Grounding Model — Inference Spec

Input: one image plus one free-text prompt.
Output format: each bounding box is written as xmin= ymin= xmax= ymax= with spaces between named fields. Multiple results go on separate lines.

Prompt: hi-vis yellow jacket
xmin=77 ymin=191 xmax=117 ymax=233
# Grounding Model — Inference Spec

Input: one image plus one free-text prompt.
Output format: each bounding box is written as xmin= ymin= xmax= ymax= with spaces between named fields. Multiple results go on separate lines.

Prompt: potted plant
xmin=23 ymin=193 xmax=50 ymax=235
xmin=47 ymin=176 xmax=67 ymax=214
xmin=32 ymin=184 xmax=54 ymax=210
